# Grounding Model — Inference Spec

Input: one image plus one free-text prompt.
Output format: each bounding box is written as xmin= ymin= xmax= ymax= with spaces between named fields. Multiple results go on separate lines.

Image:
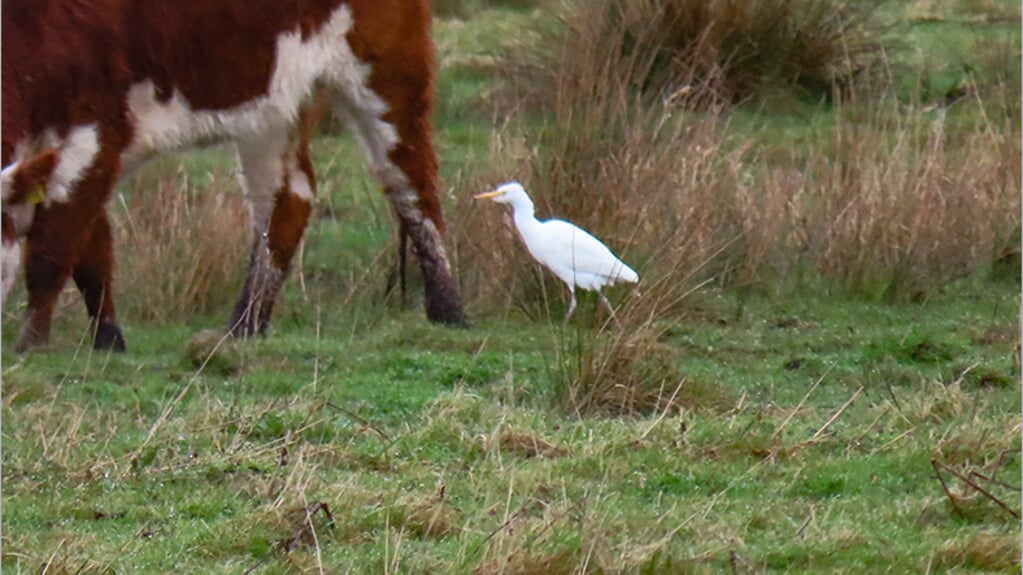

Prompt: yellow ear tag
xmin=26 ymin=184 xmax=46 ymax=205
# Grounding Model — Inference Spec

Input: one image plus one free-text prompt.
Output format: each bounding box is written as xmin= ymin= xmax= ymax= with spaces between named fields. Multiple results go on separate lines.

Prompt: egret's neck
xmin=509 ymin=197 xmax=537 ymax=227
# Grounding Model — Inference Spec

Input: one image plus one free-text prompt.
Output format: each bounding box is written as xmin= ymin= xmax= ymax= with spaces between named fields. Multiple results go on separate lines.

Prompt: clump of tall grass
xmin=112 ymin=165 xmax=249 ymax=322
xmin=931 ymin=533 xmax=1021 ymax=572
xmin=800 ymin=96 xmax=1021 ymax=297
xmin=511 ymin=0 xmax=886 ymax=107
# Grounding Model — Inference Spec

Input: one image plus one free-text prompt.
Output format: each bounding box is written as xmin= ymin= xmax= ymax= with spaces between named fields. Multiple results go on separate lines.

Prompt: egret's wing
xmin=537 ymin=220 xmax=638 ymax=286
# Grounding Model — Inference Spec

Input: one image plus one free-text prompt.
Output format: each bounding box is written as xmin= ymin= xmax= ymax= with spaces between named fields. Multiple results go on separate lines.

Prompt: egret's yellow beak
xmin=473 ymin=190 xmax=503 ymax=201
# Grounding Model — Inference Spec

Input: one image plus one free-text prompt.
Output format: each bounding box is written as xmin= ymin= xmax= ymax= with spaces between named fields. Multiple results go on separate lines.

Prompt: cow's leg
xmin=2 ymin=214 xmax=23 ymax=304
xmin=331 ymin=45 xmax=465 ymax=326
xmin=227 ymin=129 xmax=314 ymax=338
xmin=72 ymin=212 xmax=125 ymax=351
xmin=379 ymin=130 xmax=464 ymax=325
xmin=17 ymin=151 xmax=120 ymax=351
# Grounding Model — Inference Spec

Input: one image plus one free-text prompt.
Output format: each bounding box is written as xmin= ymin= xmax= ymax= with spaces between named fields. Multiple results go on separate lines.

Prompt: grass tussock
xmin=495 ymin=428 xmax=569 ymax=458
xmin=274 ymin=502 xmax=337 ymax=553
xmin=113 ymin=166 xmax=249 ymax=323
xmin=801 ymin=99 xmax=1022 ymax=297
xmin=553 ymin=322 xmax=687 ymax=417
xmin=388 ymin=491 xmax=461 ymax=539
xmin=183 ymin=328 xmax=244 ymax=375
xmin=473 ymin=549 xmax=578 ymax=575
xmin=931 ymin=533 xmax=1022 ymax=571
xmin=471 ymin=495 xmax=588 ymax=575
xmin=513 ymin=0 xmax=886 ymax=107
xmin=544 ymin=253 xmax=746 ymax=417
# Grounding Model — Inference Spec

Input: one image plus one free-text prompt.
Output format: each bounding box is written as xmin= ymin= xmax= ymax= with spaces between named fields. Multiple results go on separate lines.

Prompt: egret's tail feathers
xmin=610 ymin=261 xmax=639 ymax=285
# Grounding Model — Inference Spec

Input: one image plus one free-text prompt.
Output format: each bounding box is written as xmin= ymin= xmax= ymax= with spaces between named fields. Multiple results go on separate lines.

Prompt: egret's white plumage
xmin=474 ymin=182 xmax=639 ymax=321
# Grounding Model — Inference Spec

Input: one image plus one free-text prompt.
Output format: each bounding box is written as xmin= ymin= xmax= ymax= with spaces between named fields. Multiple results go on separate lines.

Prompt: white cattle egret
xmin=474 ymin=182 xmax=639 ymax=321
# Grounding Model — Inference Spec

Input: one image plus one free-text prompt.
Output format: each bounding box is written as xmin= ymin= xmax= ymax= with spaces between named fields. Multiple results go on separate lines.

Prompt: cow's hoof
xmin=426 ymin=300 xmax=468 ymax=328
xmin=93 ymin=321 xmax=127 ymax=352
xmin=424 ymin=280 xmax=467 ymax=328
xmin=15 ymin=329 xmax=49 ymax=353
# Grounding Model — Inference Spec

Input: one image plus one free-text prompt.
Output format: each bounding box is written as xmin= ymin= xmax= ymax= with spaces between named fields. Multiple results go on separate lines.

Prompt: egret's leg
xmin=563 ymin=290 xmax=577 ymax=323
xmin=599 ymin=292 xmax=622 ymax=327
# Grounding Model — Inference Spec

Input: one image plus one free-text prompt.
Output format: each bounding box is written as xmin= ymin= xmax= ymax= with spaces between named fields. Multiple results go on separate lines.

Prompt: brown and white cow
xmin=2 ymin=0 xmax=465 ymax=351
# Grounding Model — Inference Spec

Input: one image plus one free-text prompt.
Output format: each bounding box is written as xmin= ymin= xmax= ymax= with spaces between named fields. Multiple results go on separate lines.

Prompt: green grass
xmin=3 ymin=281 xmax=1019 ymax=573
xmin=3 ymin=3 xmax=1020 ymax=573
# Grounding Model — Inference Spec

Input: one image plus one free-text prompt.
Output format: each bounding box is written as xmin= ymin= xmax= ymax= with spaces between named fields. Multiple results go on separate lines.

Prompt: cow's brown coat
xmin=2 ymin=0 xmax=465 ymax=351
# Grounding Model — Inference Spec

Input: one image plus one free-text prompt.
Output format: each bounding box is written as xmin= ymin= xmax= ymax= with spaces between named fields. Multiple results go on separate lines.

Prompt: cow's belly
xmin=122 ymin=4 xmax=365 ymax=163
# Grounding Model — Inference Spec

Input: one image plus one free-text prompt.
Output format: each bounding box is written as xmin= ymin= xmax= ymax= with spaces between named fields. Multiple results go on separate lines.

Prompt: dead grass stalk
xmin=113 ymin=165 xmax=248 ymax=322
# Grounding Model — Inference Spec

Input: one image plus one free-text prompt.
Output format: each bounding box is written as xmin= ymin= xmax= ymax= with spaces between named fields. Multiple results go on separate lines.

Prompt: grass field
xmin=2 ymin=1 xmax=1020 ymax=573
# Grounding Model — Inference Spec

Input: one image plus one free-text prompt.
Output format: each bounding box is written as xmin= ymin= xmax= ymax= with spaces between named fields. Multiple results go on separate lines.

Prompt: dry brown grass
xmin=495 ymin=428 xmax=569 ymax=458
xmin=510 ymin=0 xmax=886 ymax=108
xmin=112 ymin=164 xmax=249 ymax=323
xmin=907 ymin=0 xmax=1021 ymax=23
xmin=797 ymin=97 xmax=1022 ymax=297
xmin=931 ymin=532 xmax=1022 ymax=571
xmin=550 ymin=302 xmax=722 ymax=417
xmin=388 ymin=491 xmax=462 ymax=539
xmin=473 ymin=549 xmax=578 ymax=575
